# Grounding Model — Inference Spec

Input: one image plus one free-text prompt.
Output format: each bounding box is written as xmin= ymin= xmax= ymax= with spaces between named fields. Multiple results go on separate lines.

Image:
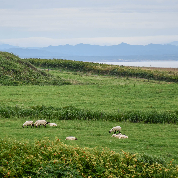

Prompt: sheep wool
xmin=48 ymin=123 xmax=57 ymax=126
xmin=65 ymin=136 xmax=77 ymax=140
xmin=34 ymin=120 xmax=49 ymax=128
xmin=22 ymin=121 xmax=34 ymax=128
xmin=109 ymin=126 xmax=121 ymax=134
xmin=112 ymin=133 xmax=128 ymax=139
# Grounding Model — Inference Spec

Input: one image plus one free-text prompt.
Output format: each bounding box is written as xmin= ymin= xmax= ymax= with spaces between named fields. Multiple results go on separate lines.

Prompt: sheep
xmin=34 ymin=120 xmax=49 ymax=128
xmin=112 ymin=133 xmax=128 ymax=139
xmin=65 ymin=136 xmax=77 ymax=140
xmin=48 ymin=123 xmax=57 ymax=126
xmin=109 ymin=126 xmax=121 ymax=134
xmin=22 ymin=121 xmax=34 ymax=128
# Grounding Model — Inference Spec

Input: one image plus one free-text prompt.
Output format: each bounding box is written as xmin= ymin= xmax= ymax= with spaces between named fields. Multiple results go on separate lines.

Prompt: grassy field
xmin=1 ymin=53 xmax=178 ymax=177
xmin=0 ymin=69 xmax=178 ymax=164
xmin=0 ymin=69 xmax=178 ymax=113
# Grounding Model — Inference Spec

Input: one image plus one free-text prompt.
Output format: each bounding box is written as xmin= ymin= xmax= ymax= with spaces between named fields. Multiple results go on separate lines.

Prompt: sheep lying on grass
xmin=112 ymin=133 xmax=128 ymax=139
xmin=22 ymin=121 xmax=34 ymax=128
xmin=65 ymin=136 xmax=77 ymax=140
xmin=34 ymin=120 xmax=49 ymax=128
xmin=48 ymin=123 xmax=57 ymax=126
xmin=109 ymin=126 xmax=121 ymax=134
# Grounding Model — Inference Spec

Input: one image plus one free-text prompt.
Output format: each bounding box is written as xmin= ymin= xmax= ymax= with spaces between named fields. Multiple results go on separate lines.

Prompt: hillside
xmin=27 ymin=58 xmax=178 ymax=82
xmin=0 ymin=52 xmax=70 ymax=86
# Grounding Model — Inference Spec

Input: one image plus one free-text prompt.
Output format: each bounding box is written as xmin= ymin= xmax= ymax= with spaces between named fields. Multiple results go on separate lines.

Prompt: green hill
xmin=0 ymin=52 xmax=70 ymax=86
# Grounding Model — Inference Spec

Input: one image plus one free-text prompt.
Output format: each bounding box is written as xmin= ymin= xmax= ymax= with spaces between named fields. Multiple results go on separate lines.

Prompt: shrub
xmin=0 ymin=138 xmax=177 ymax=177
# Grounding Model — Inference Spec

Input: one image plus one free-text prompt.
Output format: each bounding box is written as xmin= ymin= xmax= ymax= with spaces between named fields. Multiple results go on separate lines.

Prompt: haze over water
xmin=100 ymin=61 xmax=178 ymax=68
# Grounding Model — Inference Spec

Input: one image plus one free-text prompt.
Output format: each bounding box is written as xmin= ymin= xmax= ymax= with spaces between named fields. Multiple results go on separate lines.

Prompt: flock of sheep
xmin=22 ymin=120 xmax=128 ymax=140
xmin=22 ymin=120 xmax=57 ymax=128
xmin=109 ymin=126 xmax=128 ymax=139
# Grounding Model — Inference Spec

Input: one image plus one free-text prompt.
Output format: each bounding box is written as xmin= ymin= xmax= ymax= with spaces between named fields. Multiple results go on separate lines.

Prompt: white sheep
xmin=34 ymin=120 xmax=49 ymax=128
xmin=112 ymin=133 xmax=128 ymax=139
xmin=65 ymin=136 xmax=77 ymax=140
xmin=22 ymin=121 xmax=34 ymax=128
xmin=109 ymin=126 xmax=121 ymax=134
xmin=48 ymin=123 xmax=57 ymax=126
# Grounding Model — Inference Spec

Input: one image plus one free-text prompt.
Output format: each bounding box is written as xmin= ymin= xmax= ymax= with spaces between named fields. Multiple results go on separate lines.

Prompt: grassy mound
xmin=0 ymin=52 xmax=70 ymax=86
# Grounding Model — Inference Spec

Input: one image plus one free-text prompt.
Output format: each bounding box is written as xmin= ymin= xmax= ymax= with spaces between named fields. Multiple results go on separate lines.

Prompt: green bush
xmin=0 ymin=138 xmax=177 ymax=177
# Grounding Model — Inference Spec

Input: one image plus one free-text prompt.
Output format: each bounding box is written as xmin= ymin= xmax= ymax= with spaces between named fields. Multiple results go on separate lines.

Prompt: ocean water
xmin=99 ymin=61 xmax=178 ymax=68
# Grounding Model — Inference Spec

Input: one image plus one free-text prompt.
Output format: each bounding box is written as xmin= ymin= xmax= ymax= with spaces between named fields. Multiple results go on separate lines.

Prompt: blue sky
xmin=0 ymin=0 xmax=178 ymax=47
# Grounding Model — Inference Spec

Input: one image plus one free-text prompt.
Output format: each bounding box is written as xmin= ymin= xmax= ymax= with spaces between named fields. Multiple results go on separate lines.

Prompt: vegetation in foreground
xmin=0 ymin=137 xmax=177 ymax=178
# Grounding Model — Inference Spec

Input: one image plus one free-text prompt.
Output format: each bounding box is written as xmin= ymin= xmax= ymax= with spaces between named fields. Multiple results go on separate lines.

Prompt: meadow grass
xmin=1 ymin=54 xmax=178 ymax=176
xmin=0 ymin=70 xmax=178 ymax=113
xmin=1 ymin=117 xmax=178 ymax=164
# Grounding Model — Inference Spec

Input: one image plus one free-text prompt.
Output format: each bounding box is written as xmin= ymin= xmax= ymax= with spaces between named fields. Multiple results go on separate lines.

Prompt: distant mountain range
xmin=0 ymin=42 xmax=178 ymax=61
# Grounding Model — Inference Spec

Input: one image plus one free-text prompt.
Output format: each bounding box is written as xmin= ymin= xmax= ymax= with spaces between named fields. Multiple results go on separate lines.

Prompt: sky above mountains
xmin=0 ymin=0 xmax=178 ymax=47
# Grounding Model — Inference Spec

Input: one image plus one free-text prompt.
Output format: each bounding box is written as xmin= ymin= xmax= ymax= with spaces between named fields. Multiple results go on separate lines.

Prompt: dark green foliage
xmin=0 ymin=52 xmax=70 ymax=86
xmin=25 ymin=58 xmax=178 ymax=82
xmin=0 ymin=138 xmax=177 ymax=177
xmin=0 ymin=105 xmax=177 ymax=124
xmin=38 ymin=163 xmax=82 ymax=178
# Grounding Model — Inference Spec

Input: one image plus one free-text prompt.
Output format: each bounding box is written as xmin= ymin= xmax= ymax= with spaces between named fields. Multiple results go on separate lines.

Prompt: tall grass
xmin=0 ymin=105 xmax=178 ymax=124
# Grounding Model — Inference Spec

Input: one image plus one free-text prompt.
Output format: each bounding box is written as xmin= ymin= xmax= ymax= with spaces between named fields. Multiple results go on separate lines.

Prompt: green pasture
xmin=0 ymin=70 xmax=178 ymax=113
xmin=1 ymin=53 xmax=178 ymax=177
xmin=1 ymin=118 xmax=178 ymax=164
xmin=0 ymin=68 xmax=178 ymax=164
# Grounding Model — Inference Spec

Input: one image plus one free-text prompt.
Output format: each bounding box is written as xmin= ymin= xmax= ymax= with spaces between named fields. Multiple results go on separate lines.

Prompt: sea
xmin=98 ymin=61 xmax=178 ymax=68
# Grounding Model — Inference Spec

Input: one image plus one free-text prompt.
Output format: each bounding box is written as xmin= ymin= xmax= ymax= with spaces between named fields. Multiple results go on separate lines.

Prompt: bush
xmin=0 ymin=138 xmax=177 ymax=177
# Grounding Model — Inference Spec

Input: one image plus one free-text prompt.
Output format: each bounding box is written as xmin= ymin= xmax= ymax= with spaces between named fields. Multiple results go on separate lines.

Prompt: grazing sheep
xmin=34 ymin=120 xmax=49 ymax=128
xmin=109 ymin=126 xmax=121 ymax=134
xmin=112 ymin=133 xmax=128 ymax=139
xmin=48 ymin=123 xmax=57 ymax=126
xmin=22 ymin=121 xmax=34 ymax=128
xmin=65 ymin=136 xmax=77 ymax=140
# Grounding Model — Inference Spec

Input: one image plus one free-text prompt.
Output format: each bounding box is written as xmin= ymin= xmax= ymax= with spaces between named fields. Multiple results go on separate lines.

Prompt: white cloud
xmin=1 ymin=0 xmax=178 ymax=11
xmin=0 ymin=8 xmax=177 ymax=31
xmin=0 ymin=0 xmax=178 ymax=47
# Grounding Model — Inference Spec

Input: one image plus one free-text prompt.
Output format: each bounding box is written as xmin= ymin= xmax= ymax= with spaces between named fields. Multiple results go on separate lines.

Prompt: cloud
xmin=0 ymin=0 xmax=178 ymax=47
xmin=1 ymin=0 xmax=178 ymax=11
xmin=0 ymin=8 xmax=177 ymax=31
